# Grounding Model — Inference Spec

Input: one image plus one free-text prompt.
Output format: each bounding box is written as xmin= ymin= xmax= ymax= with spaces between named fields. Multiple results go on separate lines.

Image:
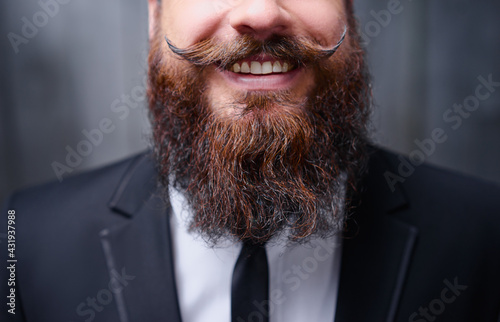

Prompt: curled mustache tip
xmin=164 ymin=35 xmax=203 ymax=65
xmin=164 ymin=36 xmax=173 ymax=49
xmin=164 ymin=36 xmax=176 ymax=53
xmin=322 ymin=25 xmax=347 ymax=59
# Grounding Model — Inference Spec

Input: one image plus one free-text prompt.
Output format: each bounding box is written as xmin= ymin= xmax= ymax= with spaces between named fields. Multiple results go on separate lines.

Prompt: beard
xmin=147 ymin=21 xmax=371 ymax=245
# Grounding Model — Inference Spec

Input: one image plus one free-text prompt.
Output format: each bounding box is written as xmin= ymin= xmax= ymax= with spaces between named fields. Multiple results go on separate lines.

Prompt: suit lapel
xmin=99 ymin=154 xmax=183 ymax=322
xmin=335 ymin=150 xmax=419 ymax=322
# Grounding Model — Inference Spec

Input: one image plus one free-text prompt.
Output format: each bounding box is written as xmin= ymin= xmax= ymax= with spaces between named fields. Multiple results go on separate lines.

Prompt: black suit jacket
xmin=1 ymin=148 xmax=500 ymax=322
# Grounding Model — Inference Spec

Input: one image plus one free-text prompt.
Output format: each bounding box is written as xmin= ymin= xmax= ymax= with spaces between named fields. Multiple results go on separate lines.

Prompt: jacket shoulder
xmin=3 ymin=151 xmax=154 ymax=240
xmin=372 ymin=147 xmax=500 ymax=256
xmin=377 ymin=147 xmax=500 ymax=216
xmin=7 ymin=152 xmax=149 ymax=211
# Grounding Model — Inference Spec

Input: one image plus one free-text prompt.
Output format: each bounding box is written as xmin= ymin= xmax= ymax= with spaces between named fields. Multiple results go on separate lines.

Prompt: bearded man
xmin=1 ymin=0 xmax=500 ymax=321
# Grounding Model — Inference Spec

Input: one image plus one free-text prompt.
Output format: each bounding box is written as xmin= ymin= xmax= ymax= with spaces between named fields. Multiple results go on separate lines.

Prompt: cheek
xmin=286 ymin=0 xmax=347 ymax=47
xmin=161 ymin=0 xmax=224 ymax=47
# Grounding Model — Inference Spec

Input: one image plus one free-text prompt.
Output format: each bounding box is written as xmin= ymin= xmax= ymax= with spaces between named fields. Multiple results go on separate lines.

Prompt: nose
xmin=228 ymin=0 xmax=289 ymax=40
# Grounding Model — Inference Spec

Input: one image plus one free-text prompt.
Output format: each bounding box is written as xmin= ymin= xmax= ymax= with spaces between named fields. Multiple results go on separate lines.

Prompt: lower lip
xmin=217 ymin=67 xmax=302 ymax=91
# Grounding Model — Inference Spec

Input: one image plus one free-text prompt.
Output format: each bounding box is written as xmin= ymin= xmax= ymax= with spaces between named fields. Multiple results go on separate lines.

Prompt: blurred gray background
xmin=1 ymin=0 xmax=500 ymax=205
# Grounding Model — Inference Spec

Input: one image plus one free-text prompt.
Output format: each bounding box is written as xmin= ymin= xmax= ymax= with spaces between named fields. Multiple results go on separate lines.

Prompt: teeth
xmin=262 ymin=62 xmax=273 ymax=74
xmin=230 ymin=60 xmax=292 ymax=74
xmin=282 ymin=62 xmax=289 ymax=73
xmin=272 ymin=61 xmax=282 ymax=73
xmin=250 ymin=61 xmax=262 ymax=74
xmin=241 ymin=62 xmax=250 ymax=73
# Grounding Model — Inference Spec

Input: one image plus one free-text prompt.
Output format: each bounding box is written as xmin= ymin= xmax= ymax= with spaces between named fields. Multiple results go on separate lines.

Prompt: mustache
xmin=164 ymin=26 xmax=347 ymax=70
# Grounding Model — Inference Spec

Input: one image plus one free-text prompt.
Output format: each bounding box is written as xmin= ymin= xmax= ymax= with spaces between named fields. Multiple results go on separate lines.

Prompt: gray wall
xmin=356 ymin=0 xmax=500 ymax=184
xmin=1 ymin=0 xmax=500 ymax=205
xmin=1 ymin=0 xmax=151 ymax=205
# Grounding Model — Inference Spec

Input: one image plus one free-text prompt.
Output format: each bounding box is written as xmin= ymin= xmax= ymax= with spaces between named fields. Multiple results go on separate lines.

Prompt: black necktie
xmin=231 ymin=241 xmax=269 ymax=322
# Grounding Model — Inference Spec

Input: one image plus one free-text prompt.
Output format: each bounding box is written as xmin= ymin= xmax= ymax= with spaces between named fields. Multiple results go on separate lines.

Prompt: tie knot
xmin=241 ymin=240 xmax=266 ymax=256
xmin=243 ymin=239 xmax=265 ymax=247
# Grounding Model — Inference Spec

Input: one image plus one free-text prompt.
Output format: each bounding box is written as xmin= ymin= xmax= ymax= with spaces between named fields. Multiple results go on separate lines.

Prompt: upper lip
xmin=236 ymin=54 xmax=280 ymax=63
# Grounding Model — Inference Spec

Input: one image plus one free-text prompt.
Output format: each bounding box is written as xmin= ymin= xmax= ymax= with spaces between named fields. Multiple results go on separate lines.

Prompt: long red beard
xmin=148 ymin=27 xmax=370 ymax=245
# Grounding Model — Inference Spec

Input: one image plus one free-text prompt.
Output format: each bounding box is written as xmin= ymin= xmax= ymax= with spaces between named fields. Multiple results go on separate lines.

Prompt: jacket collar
xmin=107 ymin=153 xmax=158 ymax=218
xmin=100 ymin=152 xmax=183 ymax=322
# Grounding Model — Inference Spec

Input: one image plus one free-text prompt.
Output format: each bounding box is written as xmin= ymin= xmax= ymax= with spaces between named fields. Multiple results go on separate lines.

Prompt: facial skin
xmin=147 ymin=0 xmax=370 ymax=245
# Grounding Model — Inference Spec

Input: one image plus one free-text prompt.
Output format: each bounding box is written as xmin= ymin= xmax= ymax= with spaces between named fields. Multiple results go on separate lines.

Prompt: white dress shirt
xmin=169 ymin=186 xmax=342 ymax=322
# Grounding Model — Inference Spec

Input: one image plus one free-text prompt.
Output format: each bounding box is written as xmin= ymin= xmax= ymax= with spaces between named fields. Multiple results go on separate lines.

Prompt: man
xmin=1 ymin=0 xmax=499 ymax=321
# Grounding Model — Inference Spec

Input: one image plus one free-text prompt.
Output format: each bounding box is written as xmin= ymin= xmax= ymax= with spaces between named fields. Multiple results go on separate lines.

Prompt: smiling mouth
xmin=222 ymin=55 xmax=297 ymax=75
xmin=216 ymin=54 xmax=302 ymax=90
